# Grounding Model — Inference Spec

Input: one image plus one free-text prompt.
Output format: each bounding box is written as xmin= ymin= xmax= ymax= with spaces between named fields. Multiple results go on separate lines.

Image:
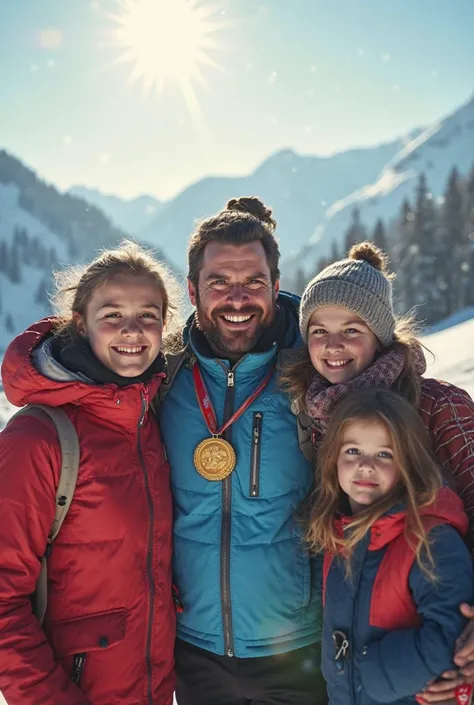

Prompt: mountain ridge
xmin=69 ymin=186 xmax=162 ymax=234
xmin=282 ymin=92 xmax=474 ymax=284
xmin=137 ymin=136 xmax=405 ymax=269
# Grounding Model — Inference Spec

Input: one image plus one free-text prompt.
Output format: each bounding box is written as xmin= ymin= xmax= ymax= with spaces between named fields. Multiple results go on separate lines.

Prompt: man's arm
xmin=420 ymin=604 xmax=474 ymax=704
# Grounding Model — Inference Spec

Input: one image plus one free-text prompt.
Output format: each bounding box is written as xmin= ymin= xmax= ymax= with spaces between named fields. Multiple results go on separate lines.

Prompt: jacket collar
xmin=2 ymin=318 xmax=163 ymax=430
xmin=335 ymin=486 xmax=467 ymax=552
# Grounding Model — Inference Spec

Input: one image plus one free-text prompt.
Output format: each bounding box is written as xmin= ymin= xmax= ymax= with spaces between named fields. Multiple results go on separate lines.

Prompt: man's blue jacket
xmin=160 ymin=292 xmax=322 ymax=657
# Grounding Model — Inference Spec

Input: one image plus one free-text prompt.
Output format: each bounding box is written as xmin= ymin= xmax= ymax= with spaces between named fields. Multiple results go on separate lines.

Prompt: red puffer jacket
xmin=0 ymin=319 xmax=175 ymax=705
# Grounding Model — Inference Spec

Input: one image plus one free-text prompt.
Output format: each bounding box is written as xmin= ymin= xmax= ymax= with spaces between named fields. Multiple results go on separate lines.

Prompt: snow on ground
xmin=0 ymin=390 xmax=15 ymax=431
xmin=424 ymin=315 xmax=474 ymax=398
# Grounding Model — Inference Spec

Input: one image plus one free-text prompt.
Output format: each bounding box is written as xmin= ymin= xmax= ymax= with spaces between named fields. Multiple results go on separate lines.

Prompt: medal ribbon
xmin=193 ymin=363 xmax=274 ymax=437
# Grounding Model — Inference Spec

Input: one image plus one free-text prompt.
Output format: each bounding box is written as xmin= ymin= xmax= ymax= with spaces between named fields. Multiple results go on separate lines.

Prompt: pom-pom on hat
xmin=299 ymin=241 xmax=395 ymax=346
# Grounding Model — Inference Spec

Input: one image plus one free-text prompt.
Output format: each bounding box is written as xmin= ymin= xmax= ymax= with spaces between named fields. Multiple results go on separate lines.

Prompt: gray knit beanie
xmin=299 ymin=242 xmax=395 ymax=346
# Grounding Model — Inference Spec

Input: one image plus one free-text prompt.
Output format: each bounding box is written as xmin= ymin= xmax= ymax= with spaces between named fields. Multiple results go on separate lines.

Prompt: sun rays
xmin=104 ymin=0 xmax=227 ymax=116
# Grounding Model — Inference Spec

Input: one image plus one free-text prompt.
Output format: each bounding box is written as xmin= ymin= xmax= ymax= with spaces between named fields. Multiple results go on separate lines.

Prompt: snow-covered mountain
xmin=283 ymin=92 xmax=474 ymax=284
xmin=138 ymin=137 xmax=405 ymax=270
xmin=0 ymin=151 xmax=174 ymax=356
xmin=70 ymin=186 xmax=162 ymax=234
xmin=0 ymin=181 xmax=70 ymax=352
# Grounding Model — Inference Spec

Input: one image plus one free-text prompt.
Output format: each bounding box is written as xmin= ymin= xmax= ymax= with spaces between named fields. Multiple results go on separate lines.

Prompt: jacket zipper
xmin=221 ymin=368 xmax=235 ymax=657
xmin=71 ymin=653 xmax=87 ymax=685
xmin=138 ymin=386 xmax=155 ymax=705
xmin=347 ymin=534 xmax=367 ymax=705
xmin=249 ymin=412 xmax=263 ymax=497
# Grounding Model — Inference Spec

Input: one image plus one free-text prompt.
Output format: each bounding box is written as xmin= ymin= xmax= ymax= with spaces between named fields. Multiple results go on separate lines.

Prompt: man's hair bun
xmin=225 ymin=197 xmax=276 ymax=232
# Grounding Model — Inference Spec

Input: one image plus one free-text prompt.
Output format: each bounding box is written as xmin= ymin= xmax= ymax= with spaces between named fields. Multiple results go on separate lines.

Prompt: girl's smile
xmin=76 ymin=272 xmax=164 ymax=377
xmin=307 ymin=306 xmax=379 ymax=384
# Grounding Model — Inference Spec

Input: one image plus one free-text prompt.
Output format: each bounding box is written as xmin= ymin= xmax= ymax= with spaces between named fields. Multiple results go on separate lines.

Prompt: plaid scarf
xmin=305 ymin=346 xmax=427 ymax=440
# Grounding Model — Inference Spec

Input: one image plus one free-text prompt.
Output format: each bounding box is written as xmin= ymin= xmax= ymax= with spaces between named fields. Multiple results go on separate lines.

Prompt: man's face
xmin=188 ymin=241 xmax=280 ymax=359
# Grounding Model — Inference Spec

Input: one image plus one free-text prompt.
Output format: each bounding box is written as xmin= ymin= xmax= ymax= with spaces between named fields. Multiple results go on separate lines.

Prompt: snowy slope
xmin=424 ymin=315 xmax=474 ymax=398
xmin=0 ymin=183 xmax=71 ymax=350
xmin=70 ymin=186 xmax=162 ymax=234
xmin=283 ymin=93 xmax=474 ymax=281
xmin=0 ymin=152 xmax=180 ymax=356
xmin=138 ymin=138 xmax=404 ymax=270
xmin=0 ymin=177 xmax=109 ymax=355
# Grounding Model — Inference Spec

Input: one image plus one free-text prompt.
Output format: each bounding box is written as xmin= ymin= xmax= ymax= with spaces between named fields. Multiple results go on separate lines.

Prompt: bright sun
xmin=106 ymin=0 xmax=226 ymax=113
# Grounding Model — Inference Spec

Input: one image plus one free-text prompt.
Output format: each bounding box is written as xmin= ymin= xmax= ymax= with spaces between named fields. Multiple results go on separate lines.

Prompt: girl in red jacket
xmin=0 ymin=241 xmax=181 ymax=705
xmin=282 ymin=241 xmax=474 ymax=546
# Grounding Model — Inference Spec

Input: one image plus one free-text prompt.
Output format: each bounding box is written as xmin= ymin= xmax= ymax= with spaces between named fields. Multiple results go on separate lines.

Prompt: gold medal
xmin=192 ymin=361 xmax=274 ymax=482
xmin=194 ymin=437 xmax=236 ymax=481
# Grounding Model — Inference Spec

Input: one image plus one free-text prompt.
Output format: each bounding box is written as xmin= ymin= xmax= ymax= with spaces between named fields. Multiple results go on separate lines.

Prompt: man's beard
xmin=195 ymin=301 xmax=276 ymax=359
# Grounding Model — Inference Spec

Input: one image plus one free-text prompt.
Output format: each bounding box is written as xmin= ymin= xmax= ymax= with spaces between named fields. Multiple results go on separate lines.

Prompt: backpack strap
xmin=295 ymin=409 xmax=316 ymax=464
xmin=153 ymin=349 xmax=192 ymax=410
xmin=7 ymin=404 xmax=80 ymax=623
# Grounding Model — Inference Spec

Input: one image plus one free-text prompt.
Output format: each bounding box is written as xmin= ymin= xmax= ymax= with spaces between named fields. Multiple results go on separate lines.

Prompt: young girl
xmin=310 ymin=387 xmax=473 ymax=705
xmin=283 ymin=241 xmax=474 ymax=546
xmin=0 ymin=242 xmax=181 ymax=705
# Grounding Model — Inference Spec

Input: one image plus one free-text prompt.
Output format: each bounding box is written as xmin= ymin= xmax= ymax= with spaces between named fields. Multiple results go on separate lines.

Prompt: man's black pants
xmin=175 ymin=638 xmax=328 ymax=705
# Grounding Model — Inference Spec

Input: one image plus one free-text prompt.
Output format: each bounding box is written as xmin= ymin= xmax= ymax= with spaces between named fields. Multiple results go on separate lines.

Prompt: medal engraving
xmin=194 ymin=437 xmax=236 ymax=481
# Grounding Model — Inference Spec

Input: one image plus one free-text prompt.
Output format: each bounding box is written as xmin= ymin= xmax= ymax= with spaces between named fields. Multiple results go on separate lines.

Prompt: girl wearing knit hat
xmin=281 ymin=241 xmax=474 ymax=543
xmin=280 ymin=241 xmax=474 ymax=703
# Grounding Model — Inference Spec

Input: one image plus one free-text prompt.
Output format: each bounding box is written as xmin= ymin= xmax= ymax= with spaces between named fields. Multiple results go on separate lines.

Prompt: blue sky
xmin=1 ymin=0 xmax=473 ymax=200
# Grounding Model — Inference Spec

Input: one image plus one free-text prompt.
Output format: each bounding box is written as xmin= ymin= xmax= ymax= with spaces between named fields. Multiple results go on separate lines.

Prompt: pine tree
xmin=315 ymin=257 xmax=329 ymax=275
xmin=463 ymin=164 xmax=474 ymax=305
xmin=393 ymin=199 xmax=416 ymax=313
xmin=294 ymin=267 xmax=307 ymax=295
xmin=8 ymin=242 xmax=21 ymax=284
xmin=410 ymin=173 xmax=443 ymax=323
xmin=344 ymin=208 xmax=367 ymax=255
xmin=330 ymin=240 xmax=340 ymax=264
xmin=5 ymin=314 xmax=14 ymax=334
xmin=0 ymin=240 xmax=7 ymax=273
xmin=35 ymin=276 xmax=50 ymax=306
xmin=439 ymin=167 xmax=466 ymax=313
xmin=372 ymin=219 xmax=388 ymax=254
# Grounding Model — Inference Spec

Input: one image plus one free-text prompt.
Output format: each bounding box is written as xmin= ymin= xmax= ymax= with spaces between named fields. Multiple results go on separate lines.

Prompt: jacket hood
xmin=338 ymin=486 xmax=468 ymax=551
xmin=1 ymin=318 xmax=163 ymax=412
xmin=182 ymin=290 xmax=302 ymax=352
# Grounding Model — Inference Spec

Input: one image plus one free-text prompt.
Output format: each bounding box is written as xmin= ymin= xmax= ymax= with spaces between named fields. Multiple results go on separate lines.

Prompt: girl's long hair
xmin=279 ymin=312 xmax=424 ymax=412
xmin=308 ymin=388 xmax=443 ymax=579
